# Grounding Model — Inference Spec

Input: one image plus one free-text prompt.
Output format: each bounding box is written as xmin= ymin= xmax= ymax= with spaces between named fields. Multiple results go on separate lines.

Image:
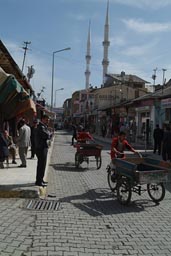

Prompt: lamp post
xmin=54 ymin=88 xmax=64 ymax=107
xmin=51 ymin=47 xmax=71 ymax=111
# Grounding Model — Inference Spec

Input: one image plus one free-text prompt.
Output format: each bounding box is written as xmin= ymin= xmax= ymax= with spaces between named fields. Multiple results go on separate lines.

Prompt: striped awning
xmin=0 ymin=67 xmax=36 ymax=120
xmin=0 ymin=75 xmax=29 ymax=105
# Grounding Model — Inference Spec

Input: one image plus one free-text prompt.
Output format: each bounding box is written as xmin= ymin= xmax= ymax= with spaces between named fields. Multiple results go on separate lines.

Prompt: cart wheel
xmin=107 ymin=166 xmax=117 ymax=192
xmin=147 ymin=183 xmax=165 ymax=203
xmin=95 ymin=156 xmax=102 ymax=169
xmin=75 ymin=152 xmax=80 ymax=168
xmin=117 ymin=178 xmax=132 ymax=205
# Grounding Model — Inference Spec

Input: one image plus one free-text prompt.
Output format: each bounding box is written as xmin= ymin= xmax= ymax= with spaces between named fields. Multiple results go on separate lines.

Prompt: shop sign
xmin=74 ymin=100 xmax=80 ymax=105
xmin=98 ymin=111 xmax=106 ymax=117
xmin=139 ymin=99 xmax=153 ymax=107
xmin=135 ymin=106 xmax=150 ymax=112
xmin=73 ymin=112 xmax=81 ymax=117
xmin=120 ymin=112 xmax=127 ymax=117
xmin=99 ymin=94 xmax=114 ymax=100
xmin=161 ymin=98 xmax=171 ymax=108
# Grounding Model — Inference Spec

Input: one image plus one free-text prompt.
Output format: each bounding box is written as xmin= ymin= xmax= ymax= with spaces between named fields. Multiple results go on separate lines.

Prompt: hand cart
xmin=74 ymin=132 xmax=103 ymax=169
xmin=107 ymin=157 xmax=169 ymax=205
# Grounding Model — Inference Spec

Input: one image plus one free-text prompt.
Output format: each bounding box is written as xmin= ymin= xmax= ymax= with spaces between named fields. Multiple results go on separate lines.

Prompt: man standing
xmin=30 ymin=120 xmax=38 ymax=159
xmin=35 ymin=115 xmax=50 ymax=186
xmin=16 ymin=119 xmax=31 ymax=167
xmin=153 ymin=124 xmax=163 ymax=155
xmin=4 ymin=130 xmax=17 ymax=164
xmin=162 ymin=126 xmax=171 ymax=161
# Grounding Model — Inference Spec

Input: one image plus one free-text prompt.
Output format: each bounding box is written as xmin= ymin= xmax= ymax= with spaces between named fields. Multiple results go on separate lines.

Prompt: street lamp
xmin=54 ymin=88 xmax=64 ymax=107
xmin=51 ymin=47 xmax=71 ymax=111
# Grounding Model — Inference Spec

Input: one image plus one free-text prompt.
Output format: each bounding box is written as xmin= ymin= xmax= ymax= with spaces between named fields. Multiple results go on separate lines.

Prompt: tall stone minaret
xmin=85 ymin=21 xmax=91 ymax=90
xmin=102 ymin=0 xmax=110 ymax=86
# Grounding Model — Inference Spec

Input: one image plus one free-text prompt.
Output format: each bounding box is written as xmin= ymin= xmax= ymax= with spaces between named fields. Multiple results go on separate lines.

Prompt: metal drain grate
xmin=23 ymin=199 xmax=60 ymax=211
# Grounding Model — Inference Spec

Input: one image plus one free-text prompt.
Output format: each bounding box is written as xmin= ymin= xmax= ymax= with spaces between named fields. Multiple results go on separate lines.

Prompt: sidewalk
xmin=0 ymin=140 xmax=53 ymax=198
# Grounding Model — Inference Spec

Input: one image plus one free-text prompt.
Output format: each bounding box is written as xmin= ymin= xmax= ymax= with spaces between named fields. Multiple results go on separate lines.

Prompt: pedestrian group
xmin=0 ymin=114 xmax=51 ymax=187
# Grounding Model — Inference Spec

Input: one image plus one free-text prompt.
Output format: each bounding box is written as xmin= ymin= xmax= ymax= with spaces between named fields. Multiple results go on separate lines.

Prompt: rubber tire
xmin=107 ymin=167 xmax=117 ymax=192
xmin=96 ymin=156 xmax=102 ymax=169
xmin=147 ymin=183 xmax=165 ymax=203
xmin=75 ymin=152 xmax=80 ymax=168
xmin=117 ymin=178 xmax=132 ymax=205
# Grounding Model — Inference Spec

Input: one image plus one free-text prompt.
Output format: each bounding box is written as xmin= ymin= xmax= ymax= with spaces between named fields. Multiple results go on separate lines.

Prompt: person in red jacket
xmin=77 ymin=131 xmax=94 ymax=143
xmin=110 ymin=131 xmax=139 ymax=160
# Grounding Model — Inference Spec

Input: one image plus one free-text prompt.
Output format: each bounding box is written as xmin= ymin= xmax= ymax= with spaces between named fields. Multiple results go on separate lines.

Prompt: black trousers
xmin=72 ymin=133 xmax=77 ymax=145
xmin=31 ymin=140 xmax=36 ymax=158
xmin=35 ymin=148 xmax=48 ymax=183
xmin=154 ymin=140 xmax=162 ymax=154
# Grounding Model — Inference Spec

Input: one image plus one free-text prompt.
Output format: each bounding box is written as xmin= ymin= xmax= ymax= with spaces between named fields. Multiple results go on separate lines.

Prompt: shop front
xmin=161 ymin=98 xmax=171 ymax=124
xmin=135 ymin=99 xmax=154 ymax=145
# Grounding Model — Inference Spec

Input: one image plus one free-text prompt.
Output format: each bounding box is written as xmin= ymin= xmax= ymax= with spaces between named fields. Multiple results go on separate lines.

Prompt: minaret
xmin=102 ymin=0 xmax=110 ymax=86
xmin=85 ymin=21 xmax=91 ymax=90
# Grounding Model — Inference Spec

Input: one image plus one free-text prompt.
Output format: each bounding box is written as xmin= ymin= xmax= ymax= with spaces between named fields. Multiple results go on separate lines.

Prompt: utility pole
xmin=21 ymin=41 xmax=31 ymax=73
xmin=27 ymin=65 xmax=35 ymax=82
xmin=162 ymin=68 xmax=167 ymax=85
xmin=162 ymin=68 xmax=167 ymax=94
xmin=152 ymin=67 xmax=157 ymax=87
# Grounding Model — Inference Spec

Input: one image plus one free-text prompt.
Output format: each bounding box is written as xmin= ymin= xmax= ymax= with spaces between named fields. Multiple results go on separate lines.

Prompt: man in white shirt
xmin=16 ymin=119 xmax=31 ymax=167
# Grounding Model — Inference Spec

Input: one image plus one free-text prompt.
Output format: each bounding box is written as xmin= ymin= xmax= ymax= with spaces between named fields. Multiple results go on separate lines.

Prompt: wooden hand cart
xmin=74 ymin=143 xmax=103 ymax=169
xmin=107 ymin=157 xmax=169 ymax=205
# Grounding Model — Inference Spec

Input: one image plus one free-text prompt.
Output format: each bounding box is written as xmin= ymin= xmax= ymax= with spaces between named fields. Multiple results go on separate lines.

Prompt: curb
xmin=0 ymin=137 xmax=54 ymax=199
xmin=0 ymin=189 xmax=39 ymax=198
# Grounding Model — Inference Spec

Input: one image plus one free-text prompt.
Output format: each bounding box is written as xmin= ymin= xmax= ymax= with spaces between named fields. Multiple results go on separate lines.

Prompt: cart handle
xmin=136 ymin=152 xmax=143 ymax=158
xmin=107 ymin=151 xmax=142 ymax=158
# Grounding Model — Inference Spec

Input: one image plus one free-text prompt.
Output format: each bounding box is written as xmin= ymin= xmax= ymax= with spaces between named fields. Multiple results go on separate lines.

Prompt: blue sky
xmin=1 ymin=0 xmax=171 ymax=107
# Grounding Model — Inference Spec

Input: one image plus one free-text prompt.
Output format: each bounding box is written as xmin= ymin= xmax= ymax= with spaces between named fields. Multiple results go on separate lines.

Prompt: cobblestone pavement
xmin=0 ymin=131 xmax=171 ymax=256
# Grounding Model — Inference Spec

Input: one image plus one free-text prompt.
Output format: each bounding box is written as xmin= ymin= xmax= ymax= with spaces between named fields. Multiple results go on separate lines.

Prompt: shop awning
xmin=1 ymin=97 xmax=36 ymax=120
xmin=11 ymin=98 xmax=36 ymax=119
xmin=0 ymin=71 xmax=36 ymax=120
xmin=0 ymin=66 xmax=10 ymax=85
xmin=36 ymin=103 xmax=55 ymax=118
xmin=0 ymin=75 xmax=29 ymax=105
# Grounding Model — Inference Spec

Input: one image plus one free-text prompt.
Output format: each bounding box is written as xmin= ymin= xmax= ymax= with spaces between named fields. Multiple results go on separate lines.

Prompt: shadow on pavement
xmin=57 ymin=188 xmax=158 ymax=217
xmin=50 ymin=162 xmax=104 ymax=172
xmin=50 ymin=163 xmax=87 ymax=172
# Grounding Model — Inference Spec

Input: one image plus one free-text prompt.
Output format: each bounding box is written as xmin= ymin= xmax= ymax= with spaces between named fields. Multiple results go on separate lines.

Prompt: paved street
xmin=0 ymin=131 xmax=171 ymax=256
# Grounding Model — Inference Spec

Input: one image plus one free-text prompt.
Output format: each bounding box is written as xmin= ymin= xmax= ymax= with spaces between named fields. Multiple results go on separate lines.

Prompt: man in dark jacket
xmin=162 ymin=126 xmax=171 ymax=161
xmin=30 ymin=120 xmax=38 ymax=159
xmin=153 ymin=124 xmax=163 ymax=155
xmin=35 ymin=115 xmax=50 ymax=186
